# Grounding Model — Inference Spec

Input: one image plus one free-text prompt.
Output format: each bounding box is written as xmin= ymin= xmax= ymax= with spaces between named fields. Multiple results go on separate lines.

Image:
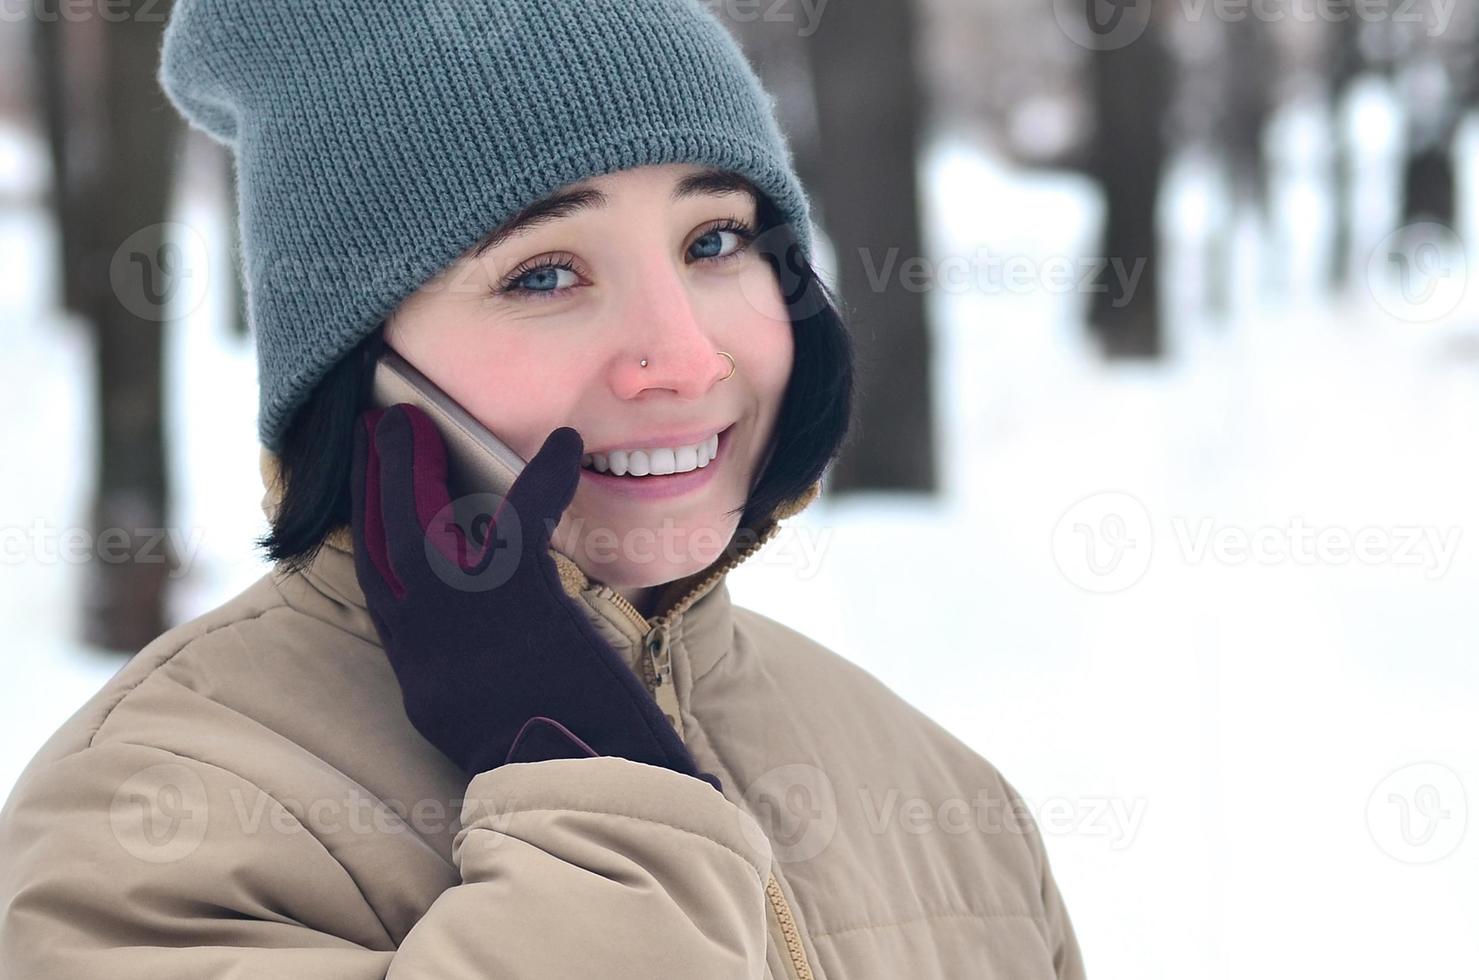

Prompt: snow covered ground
xmin=2 ymin=83 xmax=1476 ymax=977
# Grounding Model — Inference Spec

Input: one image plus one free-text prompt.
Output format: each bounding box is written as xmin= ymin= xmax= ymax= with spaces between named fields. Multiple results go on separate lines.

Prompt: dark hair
xmin=256 ymin=191 xmax=857 ymax=574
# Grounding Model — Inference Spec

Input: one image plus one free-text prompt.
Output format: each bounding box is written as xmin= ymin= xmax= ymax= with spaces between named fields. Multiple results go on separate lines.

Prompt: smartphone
xmin=370 ymin=349 xmax=527 ymax=506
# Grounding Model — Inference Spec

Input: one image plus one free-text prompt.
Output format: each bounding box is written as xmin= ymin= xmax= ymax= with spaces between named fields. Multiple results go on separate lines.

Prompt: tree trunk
xmin=1087 ymin=12 xmax=1170 ymax=358
xmin=1207 ymin=15 xmax=1274 ymax=316
xmin=1327 ymin=15 xmax=1364 ymax=289
xmin=29 ymin=10 xmax=87 ymax=314
xmin=1398 ymin=54 xmax=1459 ymax=228
xmin=40 ymin=2 xmax=183 ymax=653
xmin=802 ymin=0 xmax=936 ymax=494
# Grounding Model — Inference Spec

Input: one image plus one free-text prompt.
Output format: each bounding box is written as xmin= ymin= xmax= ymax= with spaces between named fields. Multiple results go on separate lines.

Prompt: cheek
xmin=714 ymin=262 xmax=792 ymax=387
xmin=734 ymin=288 xmax=793 ymax=403
xmin=388 ymin=317 xmax=581 ymax=460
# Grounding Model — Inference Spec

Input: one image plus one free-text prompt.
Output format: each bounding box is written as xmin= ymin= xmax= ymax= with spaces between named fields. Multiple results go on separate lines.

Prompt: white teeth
xmin=583 ymin=431 xmax=721 ymax=477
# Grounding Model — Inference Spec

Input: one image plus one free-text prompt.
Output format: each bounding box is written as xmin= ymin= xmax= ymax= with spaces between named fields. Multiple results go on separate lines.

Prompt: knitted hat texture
xmin=159 ymin=0 xmax=814 ymax=449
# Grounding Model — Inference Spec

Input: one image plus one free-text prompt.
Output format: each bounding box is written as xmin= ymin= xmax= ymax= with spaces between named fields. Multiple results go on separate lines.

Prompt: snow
xmin=3 ymin=84 xmax=1477 ymax=976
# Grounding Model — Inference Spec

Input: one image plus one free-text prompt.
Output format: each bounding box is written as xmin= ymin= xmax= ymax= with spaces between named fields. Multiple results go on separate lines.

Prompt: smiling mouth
xmin=580 ymin=424 xmax=733 ymax=478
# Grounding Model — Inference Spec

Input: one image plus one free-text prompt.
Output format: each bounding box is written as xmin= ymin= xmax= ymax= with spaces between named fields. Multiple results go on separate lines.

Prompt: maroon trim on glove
xmin=505 ymin=715 xmax=603 ymax=765
xmin=357 ymin=407 xmax=402 ymax=598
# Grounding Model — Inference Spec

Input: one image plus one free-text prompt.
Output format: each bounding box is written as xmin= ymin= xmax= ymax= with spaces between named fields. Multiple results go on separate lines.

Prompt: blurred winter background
xmin=2 ymin=1 xmax=1477 ymax=976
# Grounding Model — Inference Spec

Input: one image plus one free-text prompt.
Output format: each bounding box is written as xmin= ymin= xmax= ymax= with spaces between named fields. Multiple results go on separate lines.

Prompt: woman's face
xmin=383 ymin=163 xmax=792 ymax=591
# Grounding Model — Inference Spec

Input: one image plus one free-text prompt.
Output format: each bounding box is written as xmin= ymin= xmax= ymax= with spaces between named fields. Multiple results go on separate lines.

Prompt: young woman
xmin=0 ymin=1 xmax=1085 ymax=977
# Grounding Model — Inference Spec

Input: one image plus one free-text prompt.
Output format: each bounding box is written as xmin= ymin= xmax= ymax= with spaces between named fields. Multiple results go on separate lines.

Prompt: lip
xmin=583 ymin=423 xmax=732 ymax=458
xmin=580 ymin=423 xmax=734 ymax=500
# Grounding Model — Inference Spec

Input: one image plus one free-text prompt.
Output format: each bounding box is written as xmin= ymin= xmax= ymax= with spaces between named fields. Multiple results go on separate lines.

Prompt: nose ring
xmin=637 ymin=352 xmax=736 ymax=381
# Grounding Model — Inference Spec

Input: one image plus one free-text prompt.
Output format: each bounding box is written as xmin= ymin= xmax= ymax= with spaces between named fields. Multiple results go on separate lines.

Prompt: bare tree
xmin=32 ymin=1 xmax=183 ymax=652
xmin=800 ymin=0 xmax=937 ymax=494
xmin=1326 ymin=13 xmax=1364 ymax=288
xmin=1086 ymin=7 xmax=1172 ymax=358
xmin=1206 ymin=15 xmax=1276 ymax=315
xmin=1398 ymin=50 xmax=1460 ymax=228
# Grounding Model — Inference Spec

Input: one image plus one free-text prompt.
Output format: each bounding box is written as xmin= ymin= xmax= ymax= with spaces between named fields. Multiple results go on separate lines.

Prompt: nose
xmin=610 ymin=255 xmax=730 ymax=399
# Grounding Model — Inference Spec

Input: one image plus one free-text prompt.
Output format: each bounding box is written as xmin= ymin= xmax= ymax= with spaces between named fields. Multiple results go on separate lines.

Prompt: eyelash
xmin=492 ymin=217 xmax=759 ymax=301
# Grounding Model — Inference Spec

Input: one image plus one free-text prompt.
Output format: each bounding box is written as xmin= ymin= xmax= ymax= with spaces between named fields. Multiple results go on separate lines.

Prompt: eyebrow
xmin=471 ymin=168 xmax=758 ymax=257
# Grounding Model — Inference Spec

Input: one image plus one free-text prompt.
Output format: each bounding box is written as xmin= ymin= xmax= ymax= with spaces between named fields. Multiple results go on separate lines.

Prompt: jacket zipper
xmin=765 ymin=873 xmax=816 ymax=980
xmin=599 ymin=515 xmax=782 ymax=713
xmin=597 ymin=521 xmax=816 ymax=980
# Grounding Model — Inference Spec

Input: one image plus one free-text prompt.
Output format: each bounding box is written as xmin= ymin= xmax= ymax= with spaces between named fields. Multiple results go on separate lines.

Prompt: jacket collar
xmin=257 ymin=445 xmax=819 ymax=680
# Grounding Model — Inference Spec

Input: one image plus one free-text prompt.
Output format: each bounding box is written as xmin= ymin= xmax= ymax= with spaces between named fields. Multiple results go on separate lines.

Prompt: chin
xmin=556 ymin=505 xmax=742 ymax=577
xmin=583 ymin=553 xmax=714 ymax=591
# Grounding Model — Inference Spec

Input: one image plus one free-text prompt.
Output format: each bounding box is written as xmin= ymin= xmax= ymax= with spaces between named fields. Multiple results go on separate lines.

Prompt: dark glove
xmin=349 ymin=402 xmax=722 ymax=792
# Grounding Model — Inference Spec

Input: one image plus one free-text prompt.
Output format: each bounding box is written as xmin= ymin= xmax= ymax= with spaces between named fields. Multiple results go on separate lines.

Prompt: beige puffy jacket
xmin=0 ymin=450 xmax=1085 ymax=979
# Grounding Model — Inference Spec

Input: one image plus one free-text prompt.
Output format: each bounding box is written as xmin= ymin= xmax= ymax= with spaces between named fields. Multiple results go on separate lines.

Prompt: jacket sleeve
xmin=1000 ymin=774 xmax=1087 ymax=980
xmin=0 ymin=741 xmax=774 ymax=979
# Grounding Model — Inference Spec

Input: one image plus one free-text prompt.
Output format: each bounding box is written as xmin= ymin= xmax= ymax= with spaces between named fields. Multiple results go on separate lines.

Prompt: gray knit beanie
xmin=158 ymin=0 xmax=815 ymax=451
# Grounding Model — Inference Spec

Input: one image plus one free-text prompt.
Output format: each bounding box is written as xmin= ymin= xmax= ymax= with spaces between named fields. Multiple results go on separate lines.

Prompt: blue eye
xmin=689 ymin=218 xmax=756 ymax=261
xmin=507 ymin=261 xmax=578 ymax=295
xmin=689 ymin=217 xmax=757 ymax=263
xmin=494 ymin=254 xmax=583 ymax=301
xmin=492 ymin=218 xmax=758 ymax=302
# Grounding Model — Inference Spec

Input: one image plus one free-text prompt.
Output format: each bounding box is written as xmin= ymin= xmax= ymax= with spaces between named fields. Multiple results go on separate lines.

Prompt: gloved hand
xmin=349 ymin=402 xmax=723 ymax=792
